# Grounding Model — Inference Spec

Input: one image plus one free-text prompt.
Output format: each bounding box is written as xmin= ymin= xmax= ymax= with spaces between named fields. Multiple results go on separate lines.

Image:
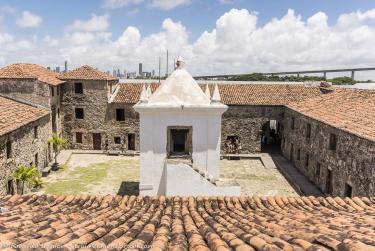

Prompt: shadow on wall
xmin=117 ymin=181 xmax=139 ymax=196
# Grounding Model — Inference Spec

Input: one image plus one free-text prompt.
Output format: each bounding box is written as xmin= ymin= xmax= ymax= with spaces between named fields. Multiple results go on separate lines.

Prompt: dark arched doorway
xmin=261 ymin=120 xmax=282 ymax=153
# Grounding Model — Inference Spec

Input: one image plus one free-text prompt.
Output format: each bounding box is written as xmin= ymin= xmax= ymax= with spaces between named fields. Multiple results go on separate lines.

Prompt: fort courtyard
xmin=38 ymin=153 xmax=297 ymax=196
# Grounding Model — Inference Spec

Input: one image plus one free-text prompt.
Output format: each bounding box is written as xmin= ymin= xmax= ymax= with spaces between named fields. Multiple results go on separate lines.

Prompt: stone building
xmin=0 ymin=63 xmax=65 ymax=135
xmin=0 ymin=96 xmax=51 ymax=195
xmin=0 ymin=62 xmax=374 ymax=197
xmin=282 ymin=88 xmax=375 ymax=196
xmin=59 ymin=65 xmax=127 ymax=151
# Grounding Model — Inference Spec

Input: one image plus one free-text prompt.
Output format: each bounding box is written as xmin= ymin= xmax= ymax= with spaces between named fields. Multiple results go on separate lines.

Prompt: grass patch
xmin=44 ymin=162 xmax=108 ymax=195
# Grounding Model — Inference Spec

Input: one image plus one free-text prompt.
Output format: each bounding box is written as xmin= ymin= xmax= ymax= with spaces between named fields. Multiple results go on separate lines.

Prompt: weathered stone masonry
xmin=281 ymin=108 xmax=375 ymax=196
xmin=61 ymin=80 xmax=139 ymax=151
xmin=0 ymin=114 xmax=51 ymax=195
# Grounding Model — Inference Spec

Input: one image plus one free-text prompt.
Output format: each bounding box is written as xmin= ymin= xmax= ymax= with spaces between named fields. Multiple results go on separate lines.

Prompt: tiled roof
xmin=59 ymin=65 xmax=118 ymax=81
xmin=288 ymin=88 xmax=375 ymax=141
xmin=113 ymin=83 xmax=322 ymax=105
xmin=0 ymin=96 xmax=49 ymax=136
xmin=0 ymin=63 xmax=65 ymax=85
xmin=0 ymin=195 xmax=374 ymax=250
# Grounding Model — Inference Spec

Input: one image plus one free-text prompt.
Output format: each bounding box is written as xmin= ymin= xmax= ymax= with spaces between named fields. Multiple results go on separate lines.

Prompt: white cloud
xmin=150 ymin=0 xmax=191 ymax=10
xmin=1 ymin=8 xmax=375 ymax=80
xmin=103 ymin=0 xmax=144 ymax=9
xmin=66 ymin=14 xmax=110 ymax=32
xmin=16 ymin=11 xmax=42 ymax=28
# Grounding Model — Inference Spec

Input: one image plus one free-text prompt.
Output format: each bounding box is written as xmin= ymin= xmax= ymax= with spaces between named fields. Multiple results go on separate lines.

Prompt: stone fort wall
xmin=0 ymin=114 xmax=51 ymax=195
xmin=61 ymin=80 xmax=139 ymax=151
xmin=282 ymin=108 xmax=375 ymax=196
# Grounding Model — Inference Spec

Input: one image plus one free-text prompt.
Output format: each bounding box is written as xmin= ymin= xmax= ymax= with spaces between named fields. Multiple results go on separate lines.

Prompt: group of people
xmin=224 ymin=137 xmax=242 ymax=154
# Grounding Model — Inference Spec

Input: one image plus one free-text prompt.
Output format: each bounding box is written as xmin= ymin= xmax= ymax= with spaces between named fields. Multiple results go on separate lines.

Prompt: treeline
xmin=228 ymin=73 xmax=364 ymax=85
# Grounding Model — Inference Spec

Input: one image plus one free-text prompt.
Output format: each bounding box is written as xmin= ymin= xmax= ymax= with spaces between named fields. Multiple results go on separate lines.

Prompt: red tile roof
xmin=0 ymin=96 xmax=49 ymax=135
xmin=0 ymin=63 xmax=65 ymax=85
xmin=113 ymin=83 xmax=322 ymax=105
xmin=59 ymin=65 xmax=118 ymax=81
xmin=288 ymin=88 xmax=375 ymax=141
xmin=0 ymin=195 xmax=374 ymax=250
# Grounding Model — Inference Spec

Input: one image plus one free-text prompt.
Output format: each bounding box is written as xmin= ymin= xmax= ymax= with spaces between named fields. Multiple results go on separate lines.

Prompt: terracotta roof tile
xmin=59 ymin=65 xmax=118 ymax=81
xmin=287 ymin=88 xmax=375 ymax=141
xmin=0 ymin=195 xmax=374 ymax=250
xmin=113 ymin=83 xmax=322 ymax=105
xmin=0 ymin=96 xmax=49 ymax=135
xmin=0 ymin=63 xmax=65 ymax=85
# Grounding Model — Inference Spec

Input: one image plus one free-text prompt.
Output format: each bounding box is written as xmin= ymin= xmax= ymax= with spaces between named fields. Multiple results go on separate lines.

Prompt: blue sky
xmin=1 ymin=0 xmax=375 ymax=78
xmin=2 ymin=0 xmax=375 ymax=40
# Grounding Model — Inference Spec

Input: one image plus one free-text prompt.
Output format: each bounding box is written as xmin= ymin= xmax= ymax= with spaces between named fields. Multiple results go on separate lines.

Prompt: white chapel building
xmin=134 ymin=57 xmax=240 ymax=196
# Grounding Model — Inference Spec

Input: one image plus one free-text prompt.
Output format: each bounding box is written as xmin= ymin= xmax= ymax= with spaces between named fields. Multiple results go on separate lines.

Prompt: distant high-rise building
xmin=113 ymin=70 xmax=117 ymax=77
xmin=64 ymin=61 xmax=68 ymax=72
xmin=139 ymin=63 xmax=143 ymax=76
xmin=152 ymin=70 xmax=155 ymax=77
xmin=56 ymin=66 xmax=60 ymax=73
xmin=117 ymin=69 xmax=121 ymax=77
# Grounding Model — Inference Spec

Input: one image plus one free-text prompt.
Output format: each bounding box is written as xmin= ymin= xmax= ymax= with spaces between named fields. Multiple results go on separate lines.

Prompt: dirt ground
xmin=40 ymin=154 xmax=297 ymax=196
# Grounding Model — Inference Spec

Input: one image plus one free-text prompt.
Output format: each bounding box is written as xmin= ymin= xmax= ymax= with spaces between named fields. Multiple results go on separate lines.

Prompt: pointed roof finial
xmin=176 ymin=56 xmax=185 ymax=69
xmin=211 ymin=84 xmax=222 ymax=103
xmin=146 ymin=84 xmax=152 ymax=98
xmin=205 ymin=84 xmax=211 ymax=99
xmin=139 ymin=84 xmax=148 ymax=103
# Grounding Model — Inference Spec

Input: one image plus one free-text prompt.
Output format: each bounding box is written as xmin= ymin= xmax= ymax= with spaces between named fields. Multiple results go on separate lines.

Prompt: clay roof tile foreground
xmin=0 ymin=195 xmax=375 ymax=250
xmin=113 ymin=83 xmax=322 ymax=105
xmin=0 ymin=63 xmax=65 ymax=85
xmin=0 ymin=96 xmax=49 ymax=136
xmin=288 ymin=88 xmax=375 ymax=142
xmin=59 ymin=65 xmax=118 ymax=81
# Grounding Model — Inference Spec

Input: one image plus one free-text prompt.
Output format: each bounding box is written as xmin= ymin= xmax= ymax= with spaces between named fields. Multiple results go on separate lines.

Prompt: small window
xmin=57 ymin=86 xmax=60 ymax=96
xmin=291 ymin=117 xmax=295 ymax=130
xmin=116 ymin=109 xmax=125 ymax=121
xmin=329 ymin=133 xmax=337 ymax=151
xmin=316 ymin=162 xmax=321 ymax=177
xmin=34 ymin=153 xmax=38 ymax=167
xmin=6 ymin=141 xmax=12 ymax=159
xmin=305 ymin=154 xmax=309 ymax=168
xmin=297 ymin=149 xmax=301 ymax=160
xmin=114 ymin=137 xmax=121 ymax=144
xmin=306 ymin=123 xmax=311 ymax=138
xmin=76 ymin=132 xmax=83 ymax=144
xmin=345 ymin=183 xmax=352 ymax=197
xmin=75 ymin=108 xmax=84 ymax=119
xmin=51 ymin=86 xmax=55 ymax=97
xmin=34 ymin=126 xmax=38 ymax=139
xmin=74 ymin=82 xmax=83 ymax=94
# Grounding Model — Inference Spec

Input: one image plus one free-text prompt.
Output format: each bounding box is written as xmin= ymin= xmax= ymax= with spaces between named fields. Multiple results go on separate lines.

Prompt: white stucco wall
xmin=165 ymin=163 xmax=240 ymax=196
xmin=137 ymin=107 xmax=225 ymax=195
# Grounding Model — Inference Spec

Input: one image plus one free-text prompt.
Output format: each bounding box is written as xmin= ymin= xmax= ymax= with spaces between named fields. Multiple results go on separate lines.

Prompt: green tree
xmin=12 ymin=165 xmax=39 ymax=194
xmin=48 ymin=133 xmax=67 ymax=170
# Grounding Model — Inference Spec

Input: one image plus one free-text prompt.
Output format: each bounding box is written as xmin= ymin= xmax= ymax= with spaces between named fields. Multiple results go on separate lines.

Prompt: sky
xmin=0 ymin=0 xmax=375 ymax=79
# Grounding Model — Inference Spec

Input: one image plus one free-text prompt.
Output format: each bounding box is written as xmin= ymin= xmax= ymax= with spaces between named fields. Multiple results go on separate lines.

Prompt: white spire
xmin=205 ymin=84 xmax=211 ymax=99
xmin=146 ymin=84 xmax=152 ymax=98
xmin=139 ymin=85 xmax=148 ymax=103
xmin=211 ymin=84 xmax=222 ymax=103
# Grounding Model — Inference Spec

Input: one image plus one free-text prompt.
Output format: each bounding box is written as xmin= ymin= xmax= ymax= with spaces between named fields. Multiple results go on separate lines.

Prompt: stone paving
xmin=220 ymin=158 xmax=298 ymax=196
xmin=40 ymin=153 xmax=297 ymax=196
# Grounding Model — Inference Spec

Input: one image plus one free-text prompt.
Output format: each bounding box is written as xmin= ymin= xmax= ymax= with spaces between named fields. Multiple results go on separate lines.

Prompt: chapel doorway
xmin=167 ymin=127 xmax=192 ymax=157
xmin=128 ymin=133 xmax=136 ymax=151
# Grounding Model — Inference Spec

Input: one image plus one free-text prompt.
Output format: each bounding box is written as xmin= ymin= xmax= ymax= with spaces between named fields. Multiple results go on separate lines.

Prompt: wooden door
xmin=93 ymin=133 xmax=102 ymax=150
xmin=325 ymin=169 xmax=333 ymax=194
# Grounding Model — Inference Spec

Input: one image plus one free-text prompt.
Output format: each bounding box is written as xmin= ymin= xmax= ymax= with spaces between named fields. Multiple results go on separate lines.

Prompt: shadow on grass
xmin=118 ymin=181 xmax=139 ymax=196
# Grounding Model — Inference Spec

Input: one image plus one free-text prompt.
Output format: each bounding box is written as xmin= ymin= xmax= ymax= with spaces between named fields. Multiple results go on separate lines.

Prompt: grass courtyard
xmin=39 ymin=153 xmax=297 ymax=196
